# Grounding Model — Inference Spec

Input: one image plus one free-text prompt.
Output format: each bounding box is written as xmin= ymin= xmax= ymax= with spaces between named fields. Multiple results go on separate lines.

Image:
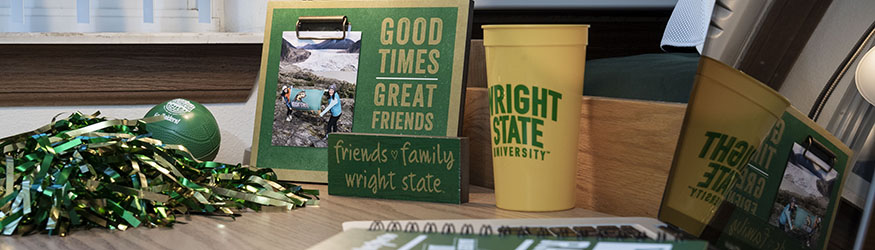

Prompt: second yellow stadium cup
xmin=483 ymin=25 xmax=589 ymax=211
xmin=659 ymin=57 xmax=790 ymax=235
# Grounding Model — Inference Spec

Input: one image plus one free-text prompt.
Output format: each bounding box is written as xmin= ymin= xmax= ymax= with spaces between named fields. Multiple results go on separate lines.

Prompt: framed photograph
xmin=271 ymin=31 xmax=362 ymax=148
xmin=768 ymin=141 xmax=838 ymax=247
xmin=704 ymin=107 xmax=854 ymax=250
xmin=251 ymin=0 xmax=473 ymax=182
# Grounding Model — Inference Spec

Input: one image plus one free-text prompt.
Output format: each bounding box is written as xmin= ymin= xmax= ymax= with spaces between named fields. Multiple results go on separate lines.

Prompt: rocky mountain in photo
xmin=280 ymin=39 xmax=311 ymax=64
xmin=346 ymin=40 xmax=361 ymax=53
xmin=300 ymin=39 xmax=356 ymax=50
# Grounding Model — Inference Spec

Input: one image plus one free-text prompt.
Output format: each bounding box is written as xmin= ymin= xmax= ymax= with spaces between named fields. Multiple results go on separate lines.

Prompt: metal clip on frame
xmin=296 ymin=16 xmax=349 ymax=40
xmin=803 ymin=136 xmax=836 ymax=169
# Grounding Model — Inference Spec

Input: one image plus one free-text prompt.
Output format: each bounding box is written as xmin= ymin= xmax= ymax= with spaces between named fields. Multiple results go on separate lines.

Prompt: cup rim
xmin=697 ymin=57 xmax=790 ymax=117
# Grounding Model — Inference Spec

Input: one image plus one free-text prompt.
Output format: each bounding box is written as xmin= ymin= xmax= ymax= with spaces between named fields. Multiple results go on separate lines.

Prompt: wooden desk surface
xmin=0 ymin=185 xmax=609 ymax=250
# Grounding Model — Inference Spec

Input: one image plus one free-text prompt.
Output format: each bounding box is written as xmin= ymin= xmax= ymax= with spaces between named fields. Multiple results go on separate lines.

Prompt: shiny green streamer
xmin=52 ymin=138 xmax=82 ymax=153
xmin=0 ymin=112 xmax=318 ymax=236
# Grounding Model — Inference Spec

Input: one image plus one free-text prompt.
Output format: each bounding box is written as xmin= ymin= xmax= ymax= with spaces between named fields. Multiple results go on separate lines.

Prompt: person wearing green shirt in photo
xmin=320 ymin=84 xmax=343 ymax=136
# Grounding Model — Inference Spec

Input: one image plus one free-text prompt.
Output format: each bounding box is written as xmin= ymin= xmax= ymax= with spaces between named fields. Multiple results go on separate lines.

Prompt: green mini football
xmin=144 ymin=98 xmax=221 ymax=161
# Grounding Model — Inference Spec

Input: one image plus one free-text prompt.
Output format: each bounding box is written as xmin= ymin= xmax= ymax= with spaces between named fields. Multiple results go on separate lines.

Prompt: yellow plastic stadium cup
xmin=659 ymin=56 xmax=790 ymax=236
xmin=483 ymin=24 xmax=589 ymax=211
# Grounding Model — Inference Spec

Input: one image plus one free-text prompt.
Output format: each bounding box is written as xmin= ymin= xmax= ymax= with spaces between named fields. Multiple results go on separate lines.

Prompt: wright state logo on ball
xmin=164 ymin=98 xmax=196 ymax=115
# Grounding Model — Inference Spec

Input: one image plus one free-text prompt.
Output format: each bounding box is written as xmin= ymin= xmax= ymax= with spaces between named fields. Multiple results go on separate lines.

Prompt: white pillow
xmin=661 ymin=0 xmax=716 ymax=54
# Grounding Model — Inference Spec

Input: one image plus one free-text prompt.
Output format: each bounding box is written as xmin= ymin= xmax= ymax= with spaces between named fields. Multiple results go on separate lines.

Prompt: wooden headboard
xmin=463 ymin=87 xmax=686 ymax=217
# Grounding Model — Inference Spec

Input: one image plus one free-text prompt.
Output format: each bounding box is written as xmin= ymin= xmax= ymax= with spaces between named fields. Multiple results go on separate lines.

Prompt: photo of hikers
xmin=271 ymin=31 xmax=361 ymax=148
xmin=768 ymin=139 xmax=839 ymax=248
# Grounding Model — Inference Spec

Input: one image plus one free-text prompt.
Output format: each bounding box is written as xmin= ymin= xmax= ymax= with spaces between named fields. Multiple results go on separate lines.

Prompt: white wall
xmin=223 ymin=0 xmax=269 ymax=33
xmin=1 ymin=0 xmax=678 ymax=33
xmin=1 ymin=0 xmax=223 ymax=32
xmin=780 ymin=0 xmax=875 ymax=125
xmin=0 ymin=83 xmax=259 ymax=164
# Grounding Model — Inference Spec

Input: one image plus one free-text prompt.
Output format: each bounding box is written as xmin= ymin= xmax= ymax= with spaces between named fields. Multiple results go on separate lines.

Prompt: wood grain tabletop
xmin=0 ymin=185 xmax=610 ymax=250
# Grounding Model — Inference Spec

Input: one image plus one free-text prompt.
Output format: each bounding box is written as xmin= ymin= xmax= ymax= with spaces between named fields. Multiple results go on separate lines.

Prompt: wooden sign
xmin=328 ymin=133 xmax=469 ymax=204
xmin=250 ymin=0 xmax=473 ymax=183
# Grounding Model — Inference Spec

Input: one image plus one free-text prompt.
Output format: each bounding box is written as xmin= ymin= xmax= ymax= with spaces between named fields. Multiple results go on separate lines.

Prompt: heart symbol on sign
xmin=391 ymin=150 xmax=398 ymax=160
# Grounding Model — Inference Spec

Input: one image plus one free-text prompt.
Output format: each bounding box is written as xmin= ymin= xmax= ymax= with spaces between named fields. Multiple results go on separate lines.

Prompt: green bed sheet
xmin=584 ymin=53 xmax=699 ymax=103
